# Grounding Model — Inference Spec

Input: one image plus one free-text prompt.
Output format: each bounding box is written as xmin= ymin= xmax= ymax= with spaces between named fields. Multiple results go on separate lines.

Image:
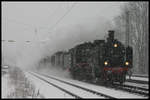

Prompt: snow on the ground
xmin=25 ymin=72 xmax=75 ymax=98
xmin=2 ymin=67 xmax=44 ymax=98
xmin=2 ymin=74 xmax=10 ymax=98
xmin=2 ymin=73 xmax=17 ymax=98
xmin=36 ymin=72 xmax=147 ymax=99
xmin=126 ymin=76 xmax=149 ymax=82
xmin=29 ymin=72 xmax=105 ymax=98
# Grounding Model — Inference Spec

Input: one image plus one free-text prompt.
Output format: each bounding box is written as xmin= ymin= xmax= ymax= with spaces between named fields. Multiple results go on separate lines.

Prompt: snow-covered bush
xmin=6 ymin=67 xmax=43 ymax=98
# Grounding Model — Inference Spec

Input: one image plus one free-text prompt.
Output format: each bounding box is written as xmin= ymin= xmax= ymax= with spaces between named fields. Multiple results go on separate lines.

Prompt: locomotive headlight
xmin=114 ymin=44 xmax=118 ymax=47
xmin=104 ymin=61 xmax=108 ymax=65
xmin=125 ymin=61 xmax=129 ymax=66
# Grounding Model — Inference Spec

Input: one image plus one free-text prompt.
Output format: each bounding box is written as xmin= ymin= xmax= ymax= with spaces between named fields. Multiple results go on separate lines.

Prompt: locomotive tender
xmin=50 ymin=30 xmax=133 ymax=84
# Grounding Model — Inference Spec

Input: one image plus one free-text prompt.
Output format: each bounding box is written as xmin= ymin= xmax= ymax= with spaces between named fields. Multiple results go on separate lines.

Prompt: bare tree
xmin=113 ymin=2 xmax=149 ymax=74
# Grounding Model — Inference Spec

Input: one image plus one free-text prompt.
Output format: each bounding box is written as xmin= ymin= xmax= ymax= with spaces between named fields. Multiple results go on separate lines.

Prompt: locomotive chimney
xmin=107 ymin=30 xmax=115 ymax=42
xmin=108 ymin=30 xmax=114 ymax=39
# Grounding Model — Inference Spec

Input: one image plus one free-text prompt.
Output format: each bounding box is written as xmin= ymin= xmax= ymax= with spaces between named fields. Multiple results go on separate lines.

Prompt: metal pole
xmin=126 ymin=11 xmax=130 ymax=47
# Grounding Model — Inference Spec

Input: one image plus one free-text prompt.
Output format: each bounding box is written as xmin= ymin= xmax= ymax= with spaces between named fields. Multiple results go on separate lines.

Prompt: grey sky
xmin=2 ymin=2 xmax=125 ymax=68
xmin=2 ymin=2 xmax=124 ymax=41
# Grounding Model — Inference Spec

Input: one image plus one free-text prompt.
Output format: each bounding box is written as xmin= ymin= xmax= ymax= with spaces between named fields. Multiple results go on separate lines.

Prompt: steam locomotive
xmin=50 ymin=30 xmax=133 ymax=84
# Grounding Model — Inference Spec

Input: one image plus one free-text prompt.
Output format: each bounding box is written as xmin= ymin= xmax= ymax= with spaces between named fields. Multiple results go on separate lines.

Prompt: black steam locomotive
xmin=50 ymin=30 xmax=133 ymax=84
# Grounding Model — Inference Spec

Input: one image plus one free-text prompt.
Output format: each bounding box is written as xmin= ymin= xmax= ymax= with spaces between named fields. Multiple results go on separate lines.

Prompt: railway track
xmin=126 ymin=74 xmax=148 ymax=84
xmin=29 ymin=72 xmax=81 ymax=98
xmin=29 ymin=72 xmax=116 ymax=99
xmin=70 ymin=76 xmax=149 ymax=97
xmin=28 ymin=71 xmax=147 ymax=98
xmin=112 ymin=83 xmax=149 ymax=97
xmin=126 ymin=79 xmax=148 ymax=84
xmin=90 ymin=81 xmax=149 ymax=97
xmin=131 ymin=74 xmax=148 ymax=78
xmin=87 ymin=76 xmax=148 ymax=97
xmin=90 ymin=80 xmax=148 ymax=97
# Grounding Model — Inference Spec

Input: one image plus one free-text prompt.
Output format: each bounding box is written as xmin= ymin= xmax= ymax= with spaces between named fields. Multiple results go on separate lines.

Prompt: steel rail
xmin=29 ymin=72 xmax=82 ymax=99
xmin=32 ymin=72 xmax=117 ymax=99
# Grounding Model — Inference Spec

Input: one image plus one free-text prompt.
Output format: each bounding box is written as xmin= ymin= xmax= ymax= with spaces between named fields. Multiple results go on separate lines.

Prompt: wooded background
xmin=113 ymin=2 xmax=149 ymax=74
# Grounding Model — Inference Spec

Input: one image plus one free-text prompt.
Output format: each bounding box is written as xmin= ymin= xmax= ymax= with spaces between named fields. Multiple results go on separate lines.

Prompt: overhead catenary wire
xmin=2 ymin=3 xmax=77 ymax=66
xmin=31 ymin=3 xmax=77 ymax=34
xmin=34 ymin=3 xmax=77 ymax=53
xmin=36 ymin=2 xmax=77 ymax=54
xmin=48 ymin=3 xmax=76 ymax=33
xmin=3 ymin=3 xmax=76 ymax=44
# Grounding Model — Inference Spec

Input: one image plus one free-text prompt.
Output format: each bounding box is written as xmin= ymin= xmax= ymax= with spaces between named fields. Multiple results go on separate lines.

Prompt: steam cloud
xmin=3 ymin=16 xmax=113 ymax=77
